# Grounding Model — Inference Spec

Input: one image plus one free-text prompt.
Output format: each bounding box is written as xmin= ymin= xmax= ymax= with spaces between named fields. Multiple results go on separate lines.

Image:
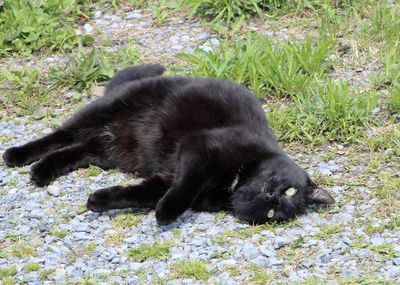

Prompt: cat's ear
xmin=308 ymin=187 xmax=335 ymax=205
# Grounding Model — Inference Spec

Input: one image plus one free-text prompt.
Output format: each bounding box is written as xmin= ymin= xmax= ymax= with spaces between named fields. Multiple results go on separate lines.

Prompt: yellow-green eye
xmin=267 ymin=209 xmax=275 ymax=218
xmin=285 ymin=187 xmax=297 ymax=197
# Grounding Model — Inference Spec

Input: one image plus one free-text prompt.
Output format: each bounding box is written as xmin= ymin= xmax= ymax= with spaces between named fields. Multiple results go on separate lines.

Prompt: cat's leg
xmin=155 ymin=134 xmax=216 ymax=225
xmin=86 ymin=173 xmax=174 ymax=212
xmin=30 ymin=137 xmax=104 ymax=186
xmin=155 ymin=128 xmax=269 ymax=225
xmin=2 ymin=130 xmax=73 ymax=167
xmin=105 ymin=64 xmax=165 ymax=95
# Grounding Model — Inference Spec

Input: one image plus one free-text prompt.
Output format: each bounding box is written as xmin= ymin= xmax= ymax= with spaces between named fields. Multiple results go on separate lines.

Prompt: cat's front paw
xmin=155 ymin=196 xmax=183 ymax=226
xmin=86 ymin=189 xmax=113 ymax=212
xmin=30 ymin=162 xmax=55 ymax=187
xmin=3 ymin=147 xmax=29 ymax=167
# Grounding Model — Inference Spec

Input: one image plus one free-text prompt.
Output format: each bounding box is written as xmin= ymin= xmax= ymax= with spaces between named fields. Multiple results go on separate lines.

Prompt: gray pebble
xmin=274 ymin=236 xmax=291 ymax=249
xmin=125 ymin=12 xmax=141 ymax=20
xmin=241 ymin=245 xmax=260 ymax=259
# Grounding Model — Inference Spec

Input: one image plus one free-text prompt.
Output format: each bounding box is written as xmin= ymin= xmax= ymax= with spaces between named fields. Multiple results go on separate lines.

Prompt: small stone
xmin=371 ymin=236 xmax=385 ymax=246
xmin=210 ymin=38 xmax=220 ymax=46
xmin=302 ymin=258 xmax=314 ymax=268
xmin=181 ymin=35 xmax=190 ymax=42
xmin=388 ymin=268 xmax=400 ymax=278
xmin=46 ymin=185 xmax=60 ymax=197
xmin=198 ymin=33 xmax=210 ymax=40
xmin=319 ymin=254 xmax=331 ymax=264
xmin=93 ymin=11 xmax=101 ymax=19
xmin=269 ymin=257 xmax=284 ymax=266
xmin=54 ymin=268 xmax=66 ymax=281
xmin=125 ymin=12 xmax=141 ymax=20
xmin=171 ymin=45 xmax=184 ymax=50
xmin=139 ymin=21 xmax=148 ymax=28
xmin=260 ymin=248 xmax=275 ymax=257
xmin=274 ymin=236 xmax=291 ymax=249
xmin=197 ymin=224 xmax=208 ymax=231
xmin=392 ymin=257 xmax=400 ymax=266
xmin=253 ymin=256 xmax=269 ymax=267
xmin=241 ymin=245 xmax=260 ymax=259
xmin=83 ymin=23 xmax=93 ymax=34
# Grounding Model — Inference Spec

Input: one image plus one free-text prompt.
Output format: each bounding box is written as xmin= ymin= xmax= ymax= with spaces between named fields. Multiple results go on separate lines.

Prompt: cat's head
xmin=232 ymin=154 xmax=334 ymax=224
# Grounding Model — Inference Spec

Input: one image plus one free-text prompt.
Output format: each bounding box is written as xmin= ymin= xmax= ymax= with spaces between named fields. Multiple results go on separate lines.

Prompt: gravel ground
xmin=1 ymin=7 xmax=400 ymax=285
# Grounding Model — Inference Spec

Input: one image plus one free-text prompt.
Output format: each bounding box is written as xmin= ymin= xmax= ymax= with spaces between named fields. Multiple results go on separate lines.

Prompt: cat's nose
xmin=263 ymin=192 xmax=279 ymax=204
xmin=263 ymin=192 xmax=274 ymax=200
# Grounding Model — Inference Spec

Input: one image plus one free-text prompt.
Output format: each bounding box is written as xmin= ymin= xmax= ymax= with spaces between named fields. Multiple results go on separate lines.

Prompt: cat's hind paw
xmin=3 ymin=147 xmax=30 ymax=167
xmin=30 ymin=162 xmax=55 ymax=187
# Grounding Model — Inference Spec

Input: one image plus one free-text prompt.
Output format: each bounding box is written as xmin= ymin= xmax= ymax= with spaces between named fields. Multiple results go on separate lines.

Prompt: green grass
xmin=24 ymin=262 xmax=40 ymax=272
xmin=11 ymin=243 xmax=35 ymax=258
xmin=0 ymin=265 xmax=17 ymax=278
xmin=0 ymin=0 xmax=86 ymax=56
xmin=179 ymin=33 xmax=333 ymax=98
xmin=39 ymin=268 xmax=55 ymax=280
xmin=171 ymin=259 xmax=212 ymax=281
xmin=112 ymin=214 xmax=141 ymax=229
xmin=268 ymin=80 xmax=377 ymax=143
xmin=49 ymin=44 xmax=141 ymax=92
xmin=316 ymin=223 xmax=344 ymax=239
xmin=86 ymin=165 xmax=102 ymax=177
xmin=388 ymin=82 xmax=400 ymax=113
xmin=52 ymin=229 xmax=68 ymax=239
xmin=128 ymin=241 xmax=173 ymax=262
xmin=183 ymin=0 xmax=359 ymax=24
xmin=247 ymin=264 xmax=272 ymax=284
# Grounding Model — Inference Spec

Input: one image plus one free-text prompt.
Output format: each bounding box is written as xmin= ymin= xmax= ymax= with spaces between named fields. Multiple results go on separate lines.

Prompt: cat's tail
xmin=105 ymin=64 xmax=166 ymax=94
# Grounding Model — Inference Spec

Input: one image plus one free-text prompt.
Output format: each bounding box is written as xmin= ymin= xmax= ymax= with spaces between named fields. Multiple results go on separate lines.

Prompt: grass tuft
xmin=112 ymin=214 xmax=141 ymax=229
xmin=24 ymin=262 xmax=40 ymax=272
xmin=128 ymin=241 xmax=173 ymax=262
xmin=179 ymin=33 xmax=333 ymax=98
xmin=0 ymin=0 xmax=84 ymax=56
xmin=171 ymin=259 xmax=212 ymax=280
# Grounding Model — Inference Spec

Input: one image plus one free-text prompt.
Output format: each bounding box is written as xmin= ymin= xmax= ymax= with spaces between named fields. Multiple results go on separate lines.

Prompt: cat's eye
xmin=285 ymin=187 xmax=297 ymax=197
xmin=267 ymin=208 xmax=274 ymax=218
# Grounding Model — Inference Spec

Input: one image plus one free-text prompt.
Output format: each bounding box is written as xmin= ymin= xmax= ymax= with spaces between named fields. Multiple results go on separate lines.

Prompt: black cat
xmin=2 ymin=64 xmax=335 ymax=225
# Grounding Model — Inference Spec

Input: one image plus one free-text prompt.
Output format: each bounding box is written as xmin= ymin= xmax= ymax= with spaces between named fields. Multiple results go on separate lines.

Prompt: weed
xmin=105 ymin=232 xmax=125 ymax=245
xmin=11 ymin=243 xmax=35 ymax=258
xmin=150 ymin=0 xmax=172 ymax=27
xmin=0 ymin=67 xmax=53 ymax=115
xmin=171 ymin=259 xmax=212 ymax=280
xmin=388 ymin=83 xmax=400 ymax=113
xmin=52 ymin=229 xmax=68 ymax=239
xmin=172 ymin=228 xmax=181 ymax=238
xmin=83 ymin=243 xmax=98 ymax=255
xmin=49 ymin=44 xmax=141 ymax=92
xmin=128 ymin=241 xmax=173 ymax=262
xmin=112 ymin=214 xmax=141 ymax=229
xmin=369 ymin=243 xmax=399 ymax=259
xmin=179 ymin=33 xmax=333 ymax=97
xmin=0 ymin=0 xmax=84 ymax=56
xmin=49 ymin=49 xmax=113 ymax=92
xmin=316 ymin=223 xmax=344 ymax=239
xmin=1 ymin=277 xmax=15 ymax=285
xmin=372 ymin=44 xmax=400 ymax=89
xmin=268 ymin=80 xmax=377 ymax=143
xmin=24 ymin=262 xmax=40 ymax=272
xmin=358 ymin=2 xmax=400 ymax=47
xmin=247 ymin=264 xmax=272 ymax=284
xmin=0 ymin=265 xmax=17 ymax=278
xmin=6 ymin=177 xmax=17 ymax=187
xmin=86 ymin=165 xmax=102 ymax=177
xmin=40 ymin=268 xmax=55 ymax=280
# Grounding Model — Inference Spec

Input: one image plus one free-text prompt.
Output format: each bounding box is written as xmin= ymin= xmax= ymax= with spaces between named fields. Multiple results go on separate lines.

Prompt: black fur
xmin=3 ymin=64 xmax=335 ymax=225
